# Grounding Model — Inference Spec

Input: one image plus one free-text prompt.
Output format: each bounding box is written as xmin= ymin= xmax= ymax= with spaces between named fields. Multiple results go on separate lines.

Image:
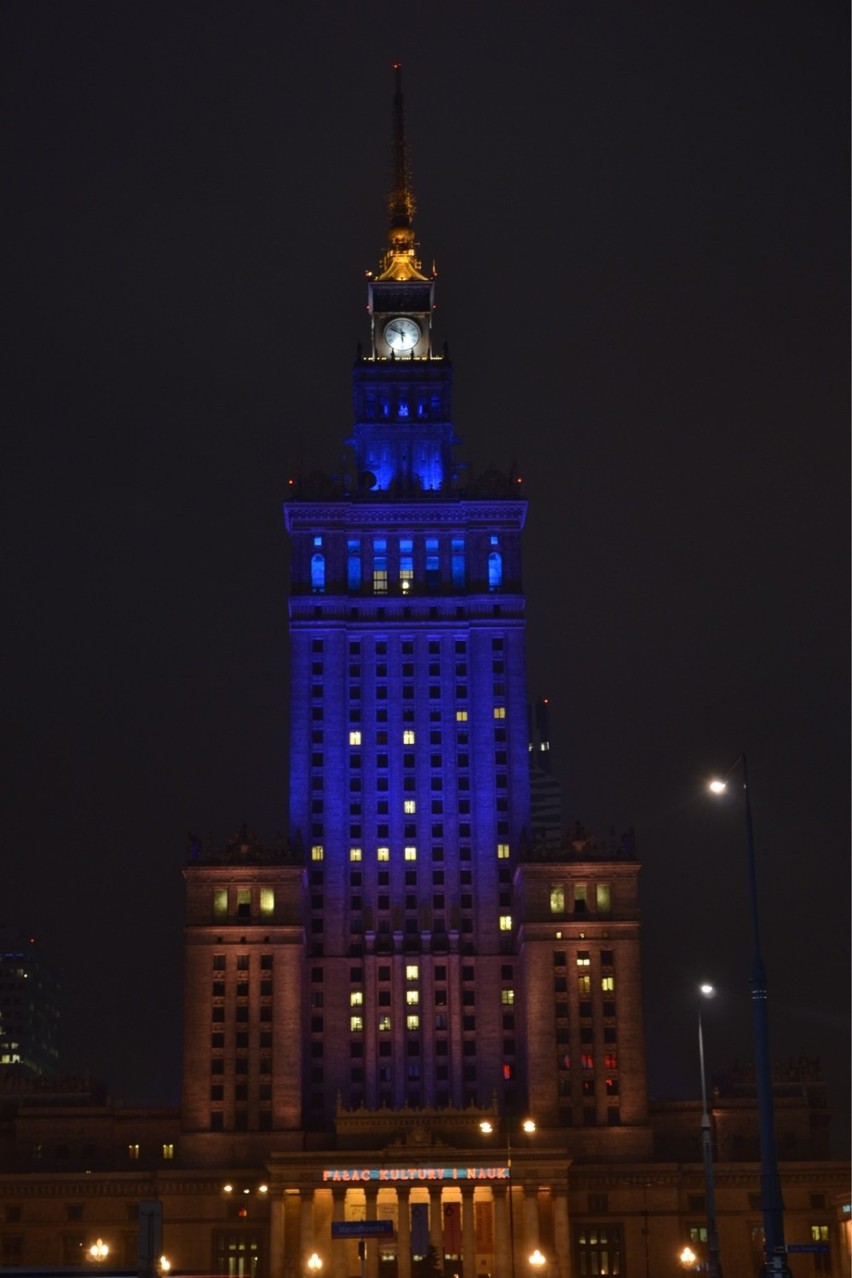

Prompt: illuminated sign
xmin=322 ymin=1167 xmax=509 ymax=1183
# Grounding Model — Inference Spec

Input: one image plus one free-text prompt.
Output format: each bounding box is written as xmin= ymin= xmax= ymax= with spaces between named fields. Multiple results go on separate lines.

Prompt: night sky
xmin=2 ymin=4 xmax=848 ymax=1153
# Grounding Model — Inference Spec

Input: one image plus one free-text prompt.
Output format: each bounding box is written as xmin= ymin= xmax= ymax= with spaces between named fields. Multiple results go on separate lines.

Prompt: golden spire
xmin=377 ymin=63 xmax=428 ymax=282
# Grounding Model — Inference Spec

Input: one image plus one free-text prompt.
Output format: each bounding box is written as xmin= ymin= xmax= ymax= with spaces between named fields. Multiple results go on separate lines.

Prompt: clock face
xmin=384 ymin=316 xmax=421 ymax=352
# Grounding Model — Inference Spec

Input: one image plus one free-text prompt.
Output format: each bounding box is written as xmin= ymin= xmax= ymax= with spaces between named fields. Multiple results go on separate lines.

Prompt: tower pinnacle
xmin=378 ymin=63 xmax=428 ymax=282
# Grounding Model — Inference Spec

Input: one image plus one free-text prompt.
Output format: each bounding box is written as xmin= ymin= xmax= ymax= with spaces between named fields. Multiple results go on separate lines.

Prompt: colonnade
xmin=268 ymin=1180 xmax=570 ymax=1278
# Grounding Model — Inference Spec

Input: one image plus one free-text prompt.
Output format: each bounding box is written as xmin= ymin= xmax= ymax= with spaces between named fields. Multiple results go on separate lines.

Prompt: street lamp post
xmin=480 ymin=1118 xmax=535 ymax=1278
xmin=697 ymin=984 xmax=722 ymax=1278
xmin=709 ymin=753 xmax=790 ymax=1278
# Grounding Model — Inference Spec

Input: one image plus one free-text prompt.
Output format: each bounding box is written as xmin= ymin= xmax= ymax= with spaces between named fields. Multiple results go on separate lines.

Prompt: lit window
xmin=578 ymin=975 xmax=591 ymax=995
xmin=501 ymin=990 xmax=515 ymax=1005
xmin=581 ymin=1054 xmax=594 ymax=1069
xmin=128 ymin=1143 xmax=140 ymax=1160
xmin=499 ymin=915 xmax=512 ymax=932
xmin=406 ymin=991 xmax=419 ymax=1005
xmin=349 ymin=731 xmax=361 ymax=745
xmin=550 ymin=886 xmax=565 ymax=914
xmin=577 ymin=951 xmax=591 ymax=966
xmin=456 ymin=710 xmax=468 ymax=722
xmin=811 ymin=1226 xmax=830 ymax=1242
xmin=404 ymin=847 xmax=417 ymax=861
xmin=377 ymin=847 xmax=389 ymax=861
xmin=350 ymin=991 xmax=363 ymax=1006
xmin=350 ymin=1016 xmax=364 ymax=1032
xmin=497 ymin=843 xmax=510 ymax=859
xmin=347 ymin=538 xmax=361 ymax=591
xmin=403 ymin=729 xmax=415 ymax=744
xmin=596 ymin=883 xmax=611 ymax=912
xmin=311 ymin=553 xmax=326 ymax=592
xmin=404 ymin=800 xmax=416 ymax=814
xmin=574 ymin=884 xmax=588 ymax=912
xmin=260 ymin=888 xmax=274 ymax=917
xmin=379 ymin=1016 xmax=391 ymax=1031
xmin=162 ymin=1143 xmax=174 ymax=1160
xmin=488 ymin=551 xmax=502 ymax=591
xmin=451 ymin=537 xmax=465 ymax=589
xmin=601 ymin=976 xmax=615 ymax=992
xmin=313 ymin=536 xmax=323 ymax=546
xmin=406 ymin=1015 xmax=420 ymax=1030
xmin=311 ymin=845 xmax=324 ymax=861
xmin=493 ymin=706 xmax=506 ymax=719
xmin=213 ymin=888 xmax=227 ymax=917
xmin=406 ymin=965 xmax=419 ymax=980
xmin=373 ymin=538 xmax=388 ymax=595
xmin=350 ymin=848 xmax=362 ymax=862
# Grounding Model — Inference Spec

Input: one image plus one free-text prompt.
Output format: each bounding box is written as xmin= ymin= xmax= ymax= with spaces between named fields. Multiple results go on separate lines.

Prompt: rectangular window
xmin=499 ymin=915 xmax=512 ymax=932
xmin=311 ymin=845 xmax=324 ymax=861
xmin=596 ymin=883 xmax=612 ymax=912
xmin=425 ymin=538 xmax=440 ymax=587
xmin=350 ymin=1016 xmax=364 ymax=1032
xmin=574 ymin=884 xmax=588 ymax=913
xmin=404 ymin=847 xmax=417 ymax=861
xmin=550 ymin=885 xmax=565 ymax=913
xmin=451 ymin=537 xmax=465 ymax=589
xmin=601 ymin=975 xmax=615 ymax=992
xmin=350 ymin=848 xmax=362 ymax=861
xmin=493 ymin=706 xmax=506 ymax=719
xmin=399 ymin=537 xmax=414 ymax=591
xmin=348 ymin=539 xmax=362 ymax=591
xmin=213 ymin=888 xmax=227 ymax=917
xmin=260 ymin=888 xmax=274 ymax=916
xmin=373 ymin=538 xmax=388 ymax=595
xmin=162 ymin=1143 xmax=174 ymax=1160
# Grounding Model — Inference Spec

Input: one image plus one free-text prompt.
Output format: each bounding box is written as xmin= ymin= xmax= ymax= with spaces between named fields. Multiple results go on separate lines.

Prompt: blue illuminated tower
xmin=284 ymin=67 xmax=530 ymax=1124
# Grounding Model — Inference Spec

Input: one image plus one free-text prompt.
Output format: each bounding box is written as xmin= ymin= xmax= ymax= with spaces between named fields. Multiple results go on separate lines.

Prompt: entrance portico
xmin=267 ymin=1152 xmax=570 ymax=1278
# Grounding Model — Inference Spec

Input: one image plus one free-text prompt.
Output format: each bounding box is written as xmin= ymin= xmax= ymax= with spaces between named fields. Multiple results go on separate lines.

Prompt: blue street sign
xmin=787 ymin=1245 xmax=829 ymax=1253
xmin=331 ymin=1220 xmax=395 ymax=1239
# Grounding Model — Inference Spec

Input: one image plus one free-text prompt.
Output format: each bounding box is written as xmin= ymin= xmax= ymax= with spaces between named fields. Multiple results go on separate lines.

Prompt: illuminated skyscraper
xmin=182 ymin=63 xmax=648 ymax=1174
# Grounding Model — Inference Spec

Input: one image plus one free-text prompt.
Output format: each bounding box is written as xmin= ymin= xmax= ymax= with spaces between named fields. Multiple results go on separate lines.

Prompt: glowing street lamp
xmin=679 ymin=1246 xmax=698 ymax=1269
xmin=480 ymin=1118 xmax=536 ymax=1278
xmin=88 ymin=1239 xmax=109 ymax=1262
xmin=708 ymin=755 xmax=790 ymax=1278
xmin=528 ymin=1249 xmax=546 ymax=1273
xmin=697 ymin=984 xmax=722 ymax=1278
xmin=307 ymin=1253 xmax=323 ymax=1278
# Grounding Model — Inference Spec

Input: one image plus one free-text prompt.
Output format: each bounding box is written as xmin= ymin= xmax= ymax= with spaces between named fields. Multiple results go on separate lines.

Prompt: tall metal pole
xmin=739 ymin=753 xmax=790 ymax=1278
xmin=697 ymin=991 xmax=722 ymax=1278
xmin=507 ymin=1128 xmax=516 ymax=1278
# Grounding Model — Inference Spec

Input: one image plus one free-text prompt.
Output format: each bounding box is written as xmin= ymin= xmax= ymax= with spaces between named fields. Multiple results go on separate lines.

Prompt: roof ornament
xmin=378 ymin=63 xmax=428 ymax=283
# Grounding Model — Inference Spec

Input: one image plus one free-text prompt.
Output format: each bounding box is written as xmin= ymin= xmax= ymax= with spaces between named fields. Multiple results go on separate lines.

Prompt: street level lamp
xmin=480 ymin=1118 xmax=536 ymax=1278
xmin=679 ymin=1246 xmax=698 ymax=1269
xmin=708 ymin=754 xmax=790 ymax=1278
xmin=307 ymin=1253 xmax=323 ymax=1278
xmin=88 ymin=1240 xmax=109 ymax=1263
xmin=697 ymin=984 xmax=722 ymax=1278
xmin=528 ymin=1249 xmax=546 ymax=1273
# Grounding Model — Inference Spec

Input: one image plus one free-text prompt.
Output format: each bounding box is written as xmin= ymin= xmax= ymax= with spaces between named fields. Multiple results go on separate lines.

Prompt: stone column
xmin=461 ymin=1186 xmax=477 ymax=1278
xmin=331 ymin=1188 xmax=347 ymax=1278
xmin=429 ymin=1188 xmax=443 ymax=1260
xmin=493 ymin=1186 xmax=510 ymax=1278
xmin=522 ymin=1189 xmax=539 ymax=1252
xmin=270 ymin=1193 xmax=286 ymax=1278
xmin=301 ymin=1193 xmax=315 ymax=1266
xmin=397 ymin=1188 xmax=412 ymax=1278
xmin=552 ymin=1187 xmax=570 ymax=1278
xmin=365 ymin=1185 xmax=380 ymax=1278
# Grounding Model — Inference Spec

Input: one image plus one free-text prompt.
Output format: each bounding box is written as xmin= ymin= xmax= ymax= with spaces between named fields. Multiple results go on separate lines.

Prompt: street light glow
xmin=700 ymin=983 xmax=715 ymax=998
xmin=708 ymin=779 xmax=727 ymax=794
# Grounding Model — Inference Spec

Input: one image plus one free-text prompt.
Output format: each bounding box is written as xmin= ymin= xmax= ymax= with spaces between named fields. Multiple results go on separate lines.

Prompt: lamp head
xmin=699 ymin=983 xmax=715 ymax=998
xmin=708 ymin=779 xmax=727 ymax=794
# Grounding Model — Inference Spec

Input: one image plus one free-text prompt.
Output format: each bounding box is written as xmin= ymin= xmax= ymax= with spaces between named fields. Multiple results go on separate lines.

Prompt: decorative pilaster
xmin=397 ymin=1187 xmax=412 ymax=1278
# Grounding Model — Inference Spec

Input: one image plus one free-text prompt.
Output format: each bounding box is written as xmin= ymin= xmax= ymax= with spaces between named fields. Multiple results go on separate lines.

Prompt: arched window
xmin=488 ymin=551 xmax=502 ymax=591
xmin=311 ymin=553 xmax=325 ymax=593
